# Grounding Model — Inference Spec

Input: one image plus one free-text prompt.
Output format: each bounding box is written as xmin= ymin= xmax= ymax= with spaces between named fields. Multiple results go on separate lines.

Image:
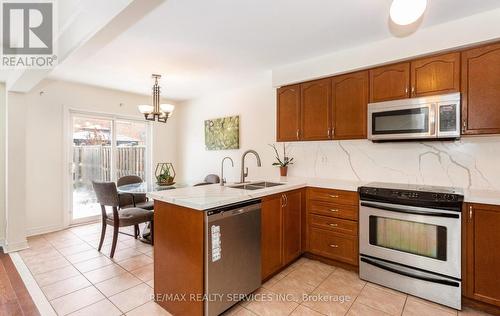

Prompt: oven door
xmin=359 ymin=201 xmax=461 ymax=278
xmin=368 ymin=102 xmax=436 ymax=140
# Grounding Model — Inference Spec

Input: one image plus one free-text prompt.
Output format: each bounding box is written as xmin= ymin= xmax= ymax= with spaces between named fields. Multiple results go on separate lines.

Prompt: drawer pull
xmin=329 ymin=195 xmax=339 ymax=198
xmin=329 ymin=244 xmax=339 ymax=248
xmin=329 ymin=209 xmax=339 ymax=212
xmin=329 ymin=223 xmax=338 ymax=227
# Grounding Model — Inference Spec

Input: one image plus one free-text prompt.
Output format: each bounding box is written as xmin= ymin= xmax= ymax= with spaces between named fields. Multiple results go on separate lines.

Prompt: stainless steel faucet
xmin=220 ymin=157 xmax=234 ymax=186
xmin=240 ymin=150 xmax=262 ymax=183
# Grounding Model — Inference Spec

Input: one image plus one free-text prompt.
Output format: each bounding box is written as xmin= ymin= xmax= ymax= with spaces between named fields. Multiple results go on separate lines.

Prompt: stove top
xmin=358 ymin=182 xmax=464 ymax=211
xmin=362 ymin=182 xmax=463 ymax=195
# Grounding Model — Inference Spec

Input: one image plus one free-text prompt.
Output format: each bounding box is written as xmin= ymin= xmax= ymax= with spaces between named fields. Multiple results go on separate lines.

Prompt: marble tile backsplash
xmin=286 ymin=136 xmax=500 ymax=190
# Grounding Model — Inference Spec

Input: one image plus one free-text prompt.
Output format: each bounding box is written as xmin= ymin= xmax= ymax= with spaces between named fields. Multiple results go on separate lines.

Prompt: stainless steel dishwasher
xmin=205 ymin=199 xmax=261 ymax=316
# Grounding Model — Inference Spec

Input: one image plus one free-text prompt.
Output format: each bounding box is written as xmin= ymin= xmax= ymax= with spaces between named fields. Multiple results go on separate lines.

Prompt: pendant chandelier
xmin=138 ymin=74 xmax=175 ymax=123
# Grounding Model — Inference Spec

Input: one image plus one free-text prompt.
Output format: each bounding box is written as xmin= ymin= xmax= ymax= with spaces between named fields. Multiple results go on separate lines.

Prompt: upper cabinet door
xmin=301 ymin=78 xmax=332 ymax=140
xmin=332 ymin=71 xmax=369 ymax=140
xmin=461 ymin=43 xmax=500 ymax=135
xmin=369 ymin=62 xmax=410 ymax=103
xmin=277 ymin=85 xmax=301 ymax=142
xmin=411 ymin=52 xmax=460 ymax=97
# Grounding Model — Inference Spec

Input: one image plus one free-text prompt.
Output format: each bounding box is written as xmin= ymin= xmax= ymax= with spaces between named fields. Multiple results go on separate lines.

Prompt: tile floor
xmin=17 ymin=223 xmax=493 ymax=316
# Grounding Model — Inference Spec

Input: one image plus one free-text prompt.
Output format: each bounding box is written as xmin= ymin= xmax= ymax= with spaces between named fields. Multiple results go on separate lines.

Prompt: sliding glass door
xmin=70 ymin=112 xmax=151 ymax=223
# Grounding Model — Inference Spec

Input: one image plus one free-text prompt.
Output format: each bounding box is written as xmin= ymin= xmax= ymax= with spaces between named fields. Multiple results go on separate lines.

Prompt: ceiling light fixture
xmin=138 ymin=74 xmax=175 ymax=123
xmin=390 ymin=0 xmax=427 ymax=26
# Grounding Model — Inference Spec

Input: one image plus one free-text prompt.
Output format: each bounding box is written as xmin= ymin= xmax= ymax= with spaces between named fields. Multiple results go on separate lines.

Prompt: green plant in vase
xmin=269 ymin=143 xmax=293 ymax=177
xmin=155 ymin=163 xmax=176 ymax=185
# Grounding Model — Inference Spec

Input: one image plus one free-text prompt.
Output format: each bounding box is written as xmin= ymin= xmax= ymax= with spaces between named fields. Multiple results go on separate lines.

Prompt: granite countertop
xmin=148 ymin=176 xmax=500 ymax=210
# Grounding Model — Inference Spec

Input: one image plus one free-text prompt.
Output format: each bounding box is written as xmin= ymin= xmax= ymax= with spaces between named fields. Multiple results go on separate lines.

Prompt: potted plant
xmin=269 ymin=143 xmax=294 ymax=177
xmin=155 ymin=163 xmax=176 ymax=186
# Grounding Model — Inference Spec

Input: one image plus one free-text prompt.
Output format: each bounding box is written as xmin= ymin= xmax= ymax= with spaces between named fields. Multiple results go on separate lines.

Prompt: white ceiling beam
xmin=7 ymin=0 xmax=165 ymax=92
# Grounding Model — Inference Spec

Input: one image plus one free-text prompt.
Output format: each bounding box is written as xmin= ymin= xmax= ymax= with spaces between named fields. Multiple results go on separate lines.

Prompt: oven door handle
xmin=360 ymin=202 xmax=459 ymax=218
xmin=360 ymin=257 xmax=460 ymax=287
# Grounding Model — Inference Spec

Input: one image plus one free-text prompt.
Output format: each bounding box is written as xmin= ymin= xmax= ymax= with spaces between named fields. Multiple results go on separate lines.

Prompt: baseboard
xmin=304 ymin=252 xmax=359 ymax=272
xmin=3 ymin=239 xmax=29 ymax=253
xmin=463 ymin=296 xmax=500 ymax=315
xmin=26 ymin=224 xmax=66 ymax=237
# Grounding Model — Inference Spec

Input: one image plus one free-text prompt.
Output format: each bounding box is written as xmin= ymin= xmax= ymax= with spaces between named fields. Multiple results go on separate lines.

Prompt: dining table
xmin=117 ymin=181 xmax=188 ymax=243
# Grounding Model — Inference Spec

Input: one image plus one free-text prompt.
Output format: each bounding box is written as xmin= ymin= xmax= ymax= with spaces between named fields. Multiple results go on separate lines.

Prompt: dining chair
xmin=117 ymin=175 xmax=154 ymax=210
xmin=193 ymin=174 xmax=221 ymax=186
xmin=92 ymin=181 xmax=154 ymax=258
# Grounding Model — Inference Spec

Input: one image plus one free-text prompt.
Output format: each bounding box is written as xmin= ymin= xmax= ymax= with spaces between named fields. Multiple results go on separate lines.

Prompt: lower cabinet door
xmin=283 ymin=190 xmax=302 ymax=265
xmin=465 ymin=203 xmax=500 ymax=307
xmin=261 ymin=194 xmax=283 ymax=280
xmin=309 ymin=227 xmax=358 ymax=266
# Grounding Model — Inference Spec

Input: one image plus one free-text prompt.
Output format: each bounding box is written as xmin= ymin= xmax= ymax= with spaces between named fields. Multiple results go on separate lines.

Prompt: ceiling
xmin=48 ymin=0 xmax=500 ymax=101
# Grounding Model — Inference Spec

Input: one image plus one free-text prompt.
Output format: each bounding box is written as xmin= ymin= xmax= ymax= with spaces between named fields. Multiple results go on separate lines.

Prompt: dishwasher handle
xmin=206 ymin=199 xmax=261 ymax=222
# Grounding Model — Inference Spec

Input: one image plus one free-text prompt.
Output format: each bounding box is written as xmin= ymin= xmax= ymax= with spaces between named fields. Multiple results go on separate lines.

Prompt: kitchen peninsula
xmin=148 ymin=177 xmax=500 ymax=315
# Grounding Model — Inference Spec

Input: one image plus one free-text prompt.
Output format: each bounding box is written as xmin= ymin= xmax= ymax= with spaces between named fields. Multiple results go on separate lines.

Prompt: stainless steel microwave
xmin=368 ymin=93 xmax=460 ymax=141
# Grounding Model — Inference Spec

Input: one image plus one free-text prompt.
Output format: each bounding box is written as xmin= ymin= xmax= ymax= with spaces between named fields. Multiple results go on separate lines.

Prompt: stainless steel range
xmin=358 ymin=183 xmax=464 ymax=309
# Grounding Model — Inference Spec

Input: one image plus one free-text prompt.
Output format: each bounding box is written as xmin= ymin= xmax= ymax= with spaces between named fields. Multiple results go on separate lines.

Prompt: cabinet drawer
xmin=309 ymin=214 xmax=358 ymax=236
xmin=309 ymin=228 xmax=358 ymax=266
xmin=308 ymin=188 xmax=358 ymax=205
xmin=309 ymin=201 xmax=358 ymax=221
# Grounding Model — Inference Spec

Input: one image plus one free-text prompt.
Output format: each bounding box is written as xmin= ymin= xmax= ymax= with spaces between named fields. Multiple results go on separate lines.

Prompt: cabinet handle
xmin=329 ymin=209 xmax=339 ymax=212
xmin=469 ymin=205 xmax=473 ymax=222
xmin=405 ymin=86 xmax=408 ymax=94
xmin=329 ymin=195 xmax=339 ymax=198
xmin=284 ymin=194 xmax=288 ymax=207
xmin=329 ymin=223 xmax=338 ymax=227
xmin=329 ymin=244 xmax=339 ymax=248
xmin=462 ymin=121 xmax=467 ymax=133
xmin=328 ymin=128 xmax=331 ymax=138
xmin=332 ymin=127 xmax=335 ymax=136
xmin=296 ymin=129 xmax=300 ymax=140
xmin=281 ymin=194 xmax=285 ymax=208
xmin=411 ymin=86 xmax=415 ymax=95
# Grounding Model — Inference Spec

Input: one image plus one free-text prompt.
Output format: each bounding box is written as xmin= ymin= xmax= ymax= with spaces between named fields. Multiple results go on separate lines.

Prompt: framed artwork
xmin=204 ymin=115 xmax=240 ymax=150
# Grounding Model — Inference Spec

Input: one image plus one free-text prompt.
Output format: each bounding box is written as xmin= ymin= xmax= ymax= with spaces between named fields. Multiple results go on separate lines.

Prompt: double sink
xmin=229 ymin=181 xmax=284 ymax=191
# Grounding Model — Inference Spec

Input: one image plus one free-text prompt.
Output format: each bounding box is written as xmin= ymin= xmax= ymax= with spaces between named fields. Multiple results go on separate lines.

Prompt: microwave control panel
xmin=439 ymin=104 xmax=457 ymax=132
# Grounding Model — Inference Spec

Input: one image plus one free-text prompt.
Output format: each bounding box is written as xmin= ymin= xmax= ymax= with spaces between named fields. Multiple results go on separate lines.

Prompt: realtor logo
xmin=1 ymin=0 xmax=57 ymax=68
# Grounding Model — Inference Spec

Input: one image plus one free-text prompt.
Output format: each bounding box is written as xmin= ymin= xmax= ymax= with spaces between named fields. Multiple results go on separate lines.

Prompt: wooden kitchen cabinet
xmin=369 ymin=62 xmax=410 ymax=102
xmin=331 ymin=71 xmax=368 ymax=139
xmin=261 ymin=189 xmax=304 ymax=280
xmin=283 ymin=190 xmax=302 ymax=265
xmin=301 ymin=78 xmax=331 ymax=140
xmin=461 ymin=42 xmax=500 ymax=135
xmin=464 ymin=203 xmax=500 ymax=307
xmin=411 ymin=52 xmax=460 ymax=97
xmin=277 ymin=85 xmax=301 ymax=141
xmin=261 ymin=194 xmax=283 ymax=280
xmin=306 ymin=188 xmax=359 ymax=266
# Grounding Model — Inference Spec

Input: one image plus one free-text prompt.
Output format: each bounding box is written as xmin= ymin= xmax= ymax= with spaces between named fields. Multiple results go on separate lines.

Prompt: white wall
xmin=17 ymin=79 xmax=177 ymax=237
xmin=272 ymin=7 xmax=500 ymax=87
xmin=177 ymin=72 xmax=277 ymax=183
xmin=0 ymin=83 xmax=6 ymax=244
xmin=5 ymin=92 xmax=28 ymax=251
xmin=177 ymin=73 xmax=500 ymax=192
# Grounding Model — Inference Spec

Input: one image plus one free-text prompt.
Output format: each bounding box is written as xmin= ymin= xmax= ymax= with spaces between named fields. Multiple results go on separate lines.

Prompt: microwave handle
xmin=429 ymin=103 xmax=436 ymax=136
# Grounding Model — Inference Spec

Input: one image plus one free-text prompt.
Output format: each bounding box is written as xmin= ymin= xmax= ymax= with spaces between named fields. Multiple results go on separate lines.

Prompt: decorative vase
xmin=155 ymin=163 xmax=176 ymax=185
xmin=280 ymin=166 xmax=288 ymax=177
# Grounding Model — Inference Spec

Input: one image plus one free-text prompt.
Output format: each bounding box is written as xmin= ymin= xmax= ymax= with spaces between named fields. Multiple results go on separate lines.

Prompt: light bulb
xmin=390 ymin=0 xmax=427 ymax=26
